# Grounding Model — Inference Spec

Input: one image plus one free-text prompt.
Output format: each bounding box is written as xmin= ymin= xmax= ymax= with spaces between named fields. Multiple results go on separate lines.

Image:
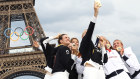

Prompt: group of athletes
xmin=33 ymin=1 xmax=140 ymax=79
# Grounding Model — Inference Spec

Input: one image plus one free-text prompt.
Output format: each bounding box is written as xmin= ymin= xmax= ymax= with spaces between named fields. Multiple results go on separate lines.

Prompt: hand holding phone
xmin=95 ymin=0 xmax=102 ymax=7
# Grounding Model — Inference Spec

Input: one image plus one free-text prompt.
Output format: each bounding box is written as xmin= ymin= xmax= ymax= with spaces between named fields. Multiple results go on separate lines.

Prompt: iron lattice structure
xmin=0 ymin=52 xmax=46 ymax=79
xmin=0 ymin=0 xmax=47 ymax=78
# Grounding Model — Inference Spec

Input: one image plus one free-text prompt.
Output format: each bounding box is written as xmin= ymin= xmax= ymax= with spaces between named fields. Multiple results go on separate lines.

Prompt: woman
xmin=51 ymin=34 xmax=76 ymax=79
xmin=79 ymin=1 xmax=107 ymax=79
xmin=113 ymin=39 xmax=139 ymax=79
xmin=33 ymin=34 xmax=60 ymax=79
xmin=101 ymin=36 xmax=131 ymax=79
xmin=69 ymin=38 xmax=84 ymax=79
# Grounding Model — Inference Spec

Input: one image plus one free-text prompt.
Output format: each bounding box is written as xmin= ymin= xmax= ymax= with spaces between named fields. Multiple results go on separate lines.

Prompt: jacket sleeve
xmin=59 ymin=46 xmax=74 ymax=72
xmin=79 ymin=22 xmax=96 ymax=64
xmin=103 ymin=54 xmax=108 ymax=64
xmin=123 ymin=47 xmax=140 ymax=70
xmin=40 ymin=37 xmax=49 ymax=52
xmin=76 ymin=57 xmax=84 ymax=74
xmin=40 ymin=37 xmax=54 ymax=61
xmin=81 ymin=22 xmax=95 ymax=45
xmin=101 ymin=47 xmax=108 ymax=64
xmin=80 ymin=22 xmax=95 ymax=52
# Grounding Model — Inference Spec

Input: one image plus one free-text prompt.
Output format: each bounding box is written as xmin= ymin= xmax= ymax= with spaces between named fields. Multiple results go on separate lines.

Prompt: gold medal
xmin=93 ymin=49 xmax=94 ymax=54
xmin=117 ymin=47 xmax=122 ymax=52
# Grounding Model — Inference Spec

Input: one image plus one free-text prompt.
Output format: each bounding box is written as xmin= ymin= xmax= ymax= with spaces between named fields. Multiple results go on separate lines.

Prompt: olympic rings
xmin=10 ymin=32 xmax=20 ymax=41
xmin=20 ymin=31 xmax=29 ymax=40
xmin=24 ymin=26 xmax=34 ymax=36
xmin=4 ymin=28 xmax=14 ymax=38
xmin=14 ymin=27 xmax=24 ymax=36
xmin=3 ymin=26 xmax=34 ymax=41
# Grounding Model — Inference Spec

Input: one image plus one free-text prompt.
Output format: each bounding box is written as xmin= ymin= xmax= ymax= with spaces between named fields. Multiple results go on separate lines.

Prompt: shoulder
xmin=111 ymin=50 xmax=117 ymax=53
xmin=57 ymin=45 xmax=70 ymax=54
xmin=59 ymin=45 xmax=69 ymax=50
xmin=124 ymin=47 xmax=136 ymax=57
xmin=124 ymin=47 xmax=134 ymax=54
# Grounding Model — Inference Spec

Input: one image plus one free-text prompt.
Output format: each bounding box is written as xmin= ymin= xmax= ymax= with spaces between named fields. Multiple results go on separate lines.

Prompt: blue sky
xmin=9 ymin=0 xmax=140 ymax=78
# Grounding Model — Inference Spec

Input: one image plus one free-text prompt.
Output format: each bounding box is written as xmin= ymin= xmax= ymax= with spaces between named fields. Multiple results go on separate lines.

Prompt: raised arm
xmin=94 ymin=0 xmax=101 ymax=18
xmin=39 ymin=34 xmax=61 ymax=51
xmin=98 ymin=36 xmax=108 ymax=64
xmin=79 ymin=1 xmax=102 ymax=65
xmin=123 ymin=47 xmax=140 ymax=70
xmin=81 ymin=1 xmax=101 ymax=44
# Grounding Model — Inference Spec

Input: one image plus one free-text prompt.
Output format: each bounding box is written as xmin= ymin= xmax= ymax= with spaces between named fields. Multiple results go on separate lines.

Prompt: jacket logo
xmin=109 ymin=56 xmax=117 ymax=59
xmin=66 ymin=50 xmax=70 ymax=54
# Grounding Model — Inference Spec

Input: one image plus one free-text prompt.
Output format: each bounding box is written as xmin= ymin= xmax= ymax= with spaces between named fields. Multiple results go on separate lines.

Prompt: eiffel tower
xmin=0 ymin=0 xmax=46 ymax=78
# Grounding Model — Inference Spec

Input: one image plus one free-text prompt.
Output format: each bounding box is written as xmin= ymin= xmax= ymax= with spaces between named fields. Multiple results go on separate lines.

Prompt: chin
xmin=64 ymin=42 xmax=70 ymax=46
xmin=67 ymin=43 xmax=70 ymax=45
xmin=66 ymin=41 xmax=70 ymax=44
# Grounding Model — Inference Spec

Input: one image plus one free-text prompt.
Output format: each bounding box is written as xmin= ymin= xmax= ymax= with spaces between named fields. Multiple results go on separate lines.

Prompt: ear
xmin=60 ymin=40 xmax=63 ymax=44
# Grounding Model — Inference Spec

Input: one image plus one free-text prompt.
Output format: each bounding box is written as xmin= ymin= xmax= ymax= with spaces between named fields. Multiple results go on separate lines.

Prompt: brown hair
xmin=77 ymin=52 xmax=82 ymax=57
xmin=106 ymin=40 xmax=113 ymax=49
xmin=113 ymin=39 xmax=123 ymax=46
xmin=71 ymin=38 xmax=79 ymax=43
xmin=58 ymin=34 xmax=66 ymax=44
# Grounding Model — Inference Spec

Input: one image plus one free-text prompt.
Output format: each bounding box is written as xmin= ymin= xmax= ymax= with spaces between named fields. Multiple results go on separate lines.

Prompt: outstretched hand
xmin=54 ymin=34 xmax=61 ymax=39
xmin=94 ymin=0 xmax=102 ymax=17
xmin=98 ymin=36 xmax=106 ymax=47
xmin=33 ymin=41 xmax=39 ymax=48
xmin=117 ymin=47 xmax=124 ymax=56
